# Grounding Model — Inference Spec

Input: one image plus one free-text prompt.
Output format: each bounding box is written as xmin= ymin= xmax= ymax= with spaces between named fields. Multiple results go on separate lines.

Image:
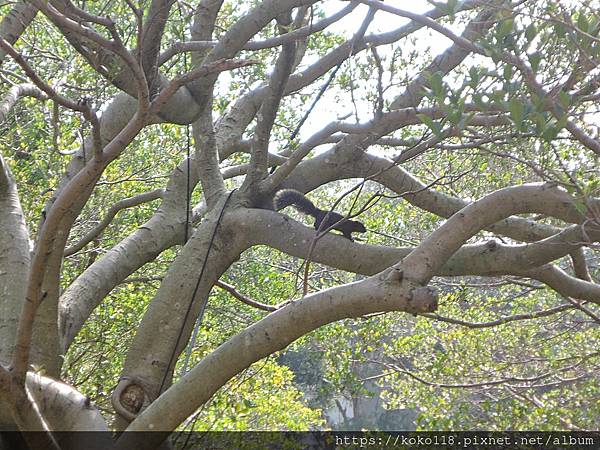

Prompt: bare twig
xmin=65 ymin=189 xmax=164 ymax=256
xmin=215 ymin=280 xmax=277 ymax=312
xmin=421 ymin=303 xmax=575 ymax=329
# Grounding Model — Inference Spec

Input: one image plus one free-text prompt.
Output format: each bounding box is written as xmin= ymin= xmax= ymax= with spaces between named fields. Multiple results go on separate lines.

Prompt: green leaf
xmin=525 ymin=24 xmax=537 ymax=43
xmin=558 ymin=91 xmax=571 ymax=110
xmin=447 ymin=109 xmax=462 ymax=125
xmin=469 ymin=66 xmax=481 ymax=87
xmin=490 ymin=89 xmax=506 ymax=103
xmin=542 ymin=124 xmax=559 ymax=141
xmin=417 ymin=113 xmax=435 ymax=131
xmin=497 ymin=19 xmax=514 ymax=38
xmin=577 ymin=12 xmax=589 ymax=33
xmin=528 ymin=52 xmax=542 ymax=72
xmin=574 ymin=201 xmax=587 ymax=214
xmin=530 ymin=112 xmax=546 ymax=132
xmin=508 ymin=98 xmax=524 ymax=130
xmin=589 ymin=15 xmax=600 ymax=34
xmin=417 ymin=114 xmax=442 ymax=137
xmin=556 ymin=113 xmax=568 ymax=131
xmin=554 ymin=23 xmax=566 ymax=38
xmin=417 ymin=114 xmax=443 ymax=136
xmin=429 ymin=71 xmax=445 ymax=99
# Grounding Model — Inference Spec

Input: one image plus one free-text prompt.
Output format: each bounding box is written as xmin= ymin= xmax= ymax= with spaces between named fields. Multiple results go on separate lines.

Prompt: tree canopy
xmin=0 ymin=0 xmax=599 ymax=449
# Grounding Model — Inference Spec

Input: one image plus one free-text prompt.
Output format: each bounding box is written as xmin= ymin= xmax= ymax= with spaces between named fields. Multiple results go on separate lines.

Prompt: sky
xmin=324 ymin=0 xmax=441 ymax=34
xmin=295 ymin=0 xmax=455 ymax=141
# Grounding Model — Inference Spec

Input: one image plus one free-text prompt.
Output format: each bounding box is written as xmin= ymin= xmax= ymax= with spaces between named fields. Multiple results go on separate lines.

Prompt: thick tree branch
xmin=401 ymin=183 xmax=586 ymax=283
xmin=193 ymin=104 xmax=226 ymax=208
xmin=140 ymin=0 xmax=175 ymax=93
xmin=149 ymin=58 xmax=260 ymax=114
xmin=234 ymin=208 xmax=597 ymax=280
xmin=117 ymin=270 xmax=436 ymax=445
xmin=243 ymin=12 xmax=298 ymax=189
xmin=0 ymin=1 xmax=38 ymax=65
xmin=0 ymin=154 xmax=30 ymax=368
xmin=114 ymin=193 xmax=249 ymax=422
xmin=522 ymin=265 xmax=600 ymax=305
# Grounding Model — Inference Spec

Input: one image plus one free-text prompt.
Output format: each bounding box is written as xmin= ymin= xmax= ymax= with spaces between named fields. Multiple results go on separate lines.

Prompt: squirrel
xmin=273 ymin=189 xmax=366 ymax=241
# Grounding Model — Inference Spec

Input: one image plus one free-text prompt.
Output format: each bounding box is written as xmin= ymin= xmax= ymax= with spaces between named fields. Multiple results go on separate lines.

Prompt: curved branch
xmin=243 ymin=12 xmax=298 ymax=188
xmin=401 ymin=183 xmax=586 ymax=282
xmin=193 ymin=106 xmax=226 ymax=208
xmin=0 ymin=153 xmax=30 ymax=367
xmin=149 ymin=58 xmax=260 ymax=114
xmin=0 ymin=83 xmax=46 ymax=124
xmin=284 ymin=148 xmax=560 ymax=242
xmin=117 ymin=270 xmax=436 ymax=444
xmin=234 ymin=208 xmax=596 ymax=280
xmin=522 ymin=265 xmax=600 ymax=305
xmin=139 ymin=0 xmax=175 ymax=92
xmin=64 ymin=189 xmax=164 ymax=257
xmin=215 ymin=280 xmax=277 ymax=312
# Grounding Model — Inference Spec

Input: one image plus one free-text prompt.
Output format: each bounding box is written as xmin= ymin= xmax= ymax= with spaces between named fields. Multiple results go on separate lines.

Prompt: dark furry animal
xmin=274 ymin=189 xmax=366 ymax=241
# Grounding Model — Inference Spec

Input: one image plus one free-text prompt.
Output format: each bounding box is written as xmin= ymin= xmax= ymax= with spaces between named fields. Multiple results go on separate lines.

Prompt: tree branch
xmin=215 ymin=280 xmax=277 ymax=312
xmin=421 ymin=303 xmax=574 ymax=329
xmin=0 ymin=1 xmax=38 ymax=65
xmin=0 ymin=83 xmax=46 ymax=124
xmin=401 ymin=183 xmax=587 ymax=283
xmin=243 ymin=12 xmax=298 ymax=189
xmin=64 ymin=189 xmax=164 ymax=256
xmin=117 ymin=271 xmax=436 ymax=445
xmin=158 ymin=2 xmax=358 ymax=65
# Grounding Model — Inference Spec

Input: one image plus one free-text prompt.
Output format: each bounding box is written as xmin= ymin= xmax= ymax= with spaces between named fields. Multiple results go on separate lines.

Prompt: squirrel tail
xmin=273 ymin=189 xmax=318 ymax=217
